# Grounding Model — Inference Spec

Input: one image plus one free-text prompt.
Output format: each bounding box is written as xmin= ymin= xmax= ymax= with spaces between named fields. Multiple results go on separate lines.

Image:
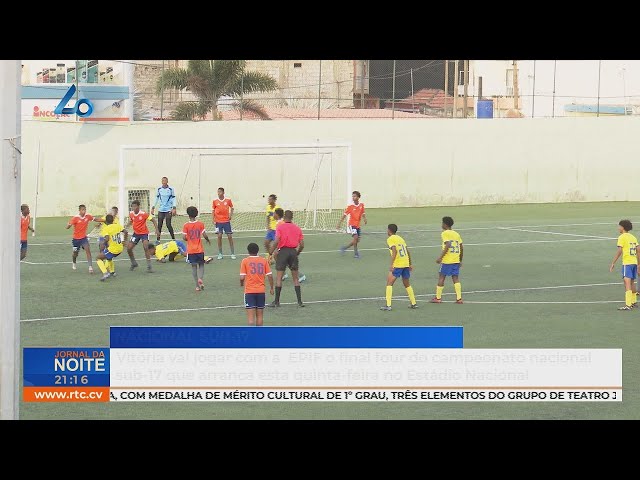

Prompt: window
xmin=294 ymin=63 xmax=302 ymax=68
xmin=506 ymin=69 xmax=514 ymax=87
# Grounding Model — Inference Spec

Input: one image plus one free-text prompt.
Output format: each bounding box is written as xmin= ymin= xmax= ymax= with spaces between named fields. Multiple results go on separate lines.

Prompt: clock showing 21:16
xmin=54 ymin=375 xmax=89 ymax=385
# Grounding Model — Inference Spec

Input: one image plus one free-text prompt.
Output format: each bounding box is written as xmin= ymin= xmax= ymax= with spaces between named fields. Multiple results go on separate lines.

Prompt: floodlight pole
xmin=0 ymin=60 xmax=21 ymax=420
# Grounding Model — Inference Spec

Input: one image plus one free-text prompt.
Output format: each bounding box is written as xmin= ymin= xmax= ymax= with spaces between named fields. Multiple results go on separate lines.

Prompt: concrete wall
xmin=21 ymin=116 xmax=640 ymax=217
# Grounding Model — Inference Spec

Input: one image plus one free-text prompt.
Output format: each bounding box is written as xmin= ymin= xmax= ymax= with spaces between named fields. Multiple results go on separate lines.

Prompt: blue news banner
xmin=24 ymin=327 xmax=621 ymax=402
xmin=108 ymin=326 xmax=466 ymax=401
xmin=23 ymin=326 xmax=463 ymax=402
xmin=23 ymin=348 xmax=110 ymax=402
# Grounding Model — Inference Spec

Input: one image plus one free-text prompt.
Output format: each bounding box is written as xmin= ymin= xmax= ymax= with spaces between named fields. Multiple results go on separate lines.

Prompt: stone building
xmin=133 ymin=60 xmax=354 ymax=120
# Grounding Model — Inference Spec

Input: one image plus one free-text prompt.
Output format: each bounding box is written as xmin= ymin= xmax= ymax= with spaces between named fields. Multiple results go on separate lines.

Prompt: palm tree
xmin=156 ymin=60 xmax=278 ymax=120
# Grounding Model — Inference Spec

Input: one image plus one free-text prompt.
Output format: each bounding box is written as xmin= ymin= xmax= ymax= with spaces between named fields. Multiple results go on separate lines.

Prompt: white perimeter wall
xmin=21 ymin=117 xmax=640 ymax=217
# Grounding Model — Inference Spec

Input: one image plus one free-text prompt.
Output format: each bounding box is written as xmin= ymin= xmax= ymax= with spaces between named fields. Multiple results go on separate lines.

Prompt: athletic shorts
xmin=392 ymin=267 xmax=411 ymax=279
xmin=347 ymin=225 xmax=361 ymax=237
xmin=439 ymin=263 xmax=460 ymax=276
xmin=72 ymin=237 xmax=89 ymax=251
xmin=187 ymin=253 xmax=205 ymax=265
xmin=20 ymin=240 xmax=27 ymax=251
xmin=265 ymin=230 xmax=276 ymax=242
xmin=245 ymin=292 xmax=266 ymax=309
xmin=130 ymin=233 xmax=149 ymax=245
xmin=215 ymin=222 xmax=233 ymax=234
xmin=103 ymin=248 xmax=122 ymax=260
xmin=275 ymin=247 xmax=299 ymax=272
xmin=622 ymin=264 xmax=638 ymax=280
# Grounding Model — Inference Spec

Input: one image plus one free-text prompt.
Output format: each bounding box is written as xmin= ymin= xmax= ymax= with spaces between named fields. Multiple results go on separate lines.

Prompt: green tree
xmin=156 ymin=60 xmax=278 ymax=120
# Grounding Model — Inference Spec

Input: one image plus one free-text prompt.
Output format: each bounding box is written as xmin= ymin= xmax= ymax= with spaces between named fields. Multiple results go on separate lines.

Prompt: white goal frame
xmin=118 ymin=142 xmax=353 ymax=228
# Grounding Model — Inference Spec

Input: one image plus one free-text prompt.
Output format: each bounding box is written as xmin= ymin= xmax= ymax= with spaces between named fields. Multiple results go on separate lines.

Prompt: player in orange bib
xmin=183 ymin=206 xmax=212 ymax=292
xmin=336 ymin=191 xmax=367 ymax=259
xmin=65 ymin=204 xmax=95 ymax=273
xmin=240 ymin=243 xmax=274 ymax=326
xmin=124 ymin=199 xmax=159 ymax=273
xmin=20 ymin=204 xmax=34 ymax=260
xmin=212 ymin=187 xmax=236 ymax=260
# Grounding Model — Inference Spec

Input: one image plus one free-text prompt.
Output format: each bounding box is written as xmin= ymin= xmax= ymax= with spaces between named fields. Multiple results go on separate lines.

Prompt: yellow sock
xmin=436 ymin=286 xmax=444 ymax=300
xmin=406 ymin=286 xmax=416 ymax=305
xmin=454 ymin=282 xmax=462 ymax=300
xmin=385 ymin=286 xmax=393 ymax=307
xmin=108 ymin=260 xmax=115 ymax=273
xmin=96 ymin=259 xmax=108 ymax=274
xmin=626 ymin=290 xmax=633 ymax=307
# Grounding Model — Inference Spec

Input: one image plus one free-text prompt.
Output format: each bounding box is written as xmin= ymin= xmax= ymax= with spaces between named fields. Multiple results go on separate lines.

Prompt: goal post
xmin=112 ymin=143 xmax=352 ymax=236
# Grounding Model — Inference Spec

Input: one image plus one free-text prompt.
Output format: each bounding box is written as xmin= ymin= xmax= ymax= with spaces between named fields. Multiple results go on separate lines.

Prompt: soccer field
xmin=20 ymin=202 xmax=639 ymax=419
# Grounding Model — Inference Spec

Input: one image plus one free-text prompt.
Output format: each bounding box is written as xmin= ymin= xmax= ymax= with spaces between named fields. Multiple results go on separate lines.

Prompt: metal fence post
xmin=532 ymin=60 xmax=536 ymax=118
xmin=391 ymin=60 xmax=396 ymax=119
xmin=597 ymin=60 xmax=601 ymax=118
xmin=317 ymin=60 xmax=322 ymax=120
xmin=552 ymin=60 xmax=556 ymax=118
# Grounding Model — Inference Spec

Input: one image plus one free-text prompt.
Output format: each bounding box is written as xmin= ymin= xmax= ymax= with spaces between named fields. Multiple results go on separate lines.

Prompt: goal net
xmin=91 ymin=143 xmax=352 ymax=238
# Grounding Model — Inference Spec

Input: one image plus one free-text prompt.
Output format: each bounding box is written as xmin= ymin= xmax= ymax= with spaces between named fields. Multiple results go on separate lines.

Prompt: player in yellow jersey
xmin=265 ymin=194 xmax=281 ymax=261
xmin=147 ymin=239 xmax=188 ymax=263
xmin=431 ymin=216 xmax=463 ymax=304
xmin=95 ymin=206 xmax=120 ymax=252
xmin=380 ymin=224 xmax=417 ymax=311
xmin=609 ymin=219 xmax=640 ymax=311
xmin=96 ymin=214 xmax=128 ymax=282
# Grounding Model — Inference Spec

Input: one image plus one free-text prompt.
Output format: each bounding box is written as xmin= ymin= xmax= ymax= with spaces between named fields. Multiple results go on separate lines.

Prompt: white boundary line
xmin=21 ymin=282 xmax=622 ymax=322
xmin=19 ymin=237 xmax=615 ymax=265
xmin=463 ymin=301 xmax=621 ymax=304
xmin=24 ymin=221 xmax=617 ymax=246
xmin=499 ymin=227 xmax=615 ymax=240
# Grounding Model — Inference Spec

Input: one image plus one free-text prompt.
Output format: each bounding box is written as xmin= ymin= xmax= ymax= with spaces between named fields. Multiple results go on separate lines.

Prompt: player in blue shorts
xmin=66 ymin=204 xmax=96 ymax=273
xmin=431 ymin=216 xmax=463 ymax=304
xmin=95 ymin=206 xmax=120 ymax=252
xmin=212 ymin=187 xmax=236 ymax=260
xmin=148 ymin=239 xmax=188 ymax=263
xmin=95 ymin=214 xmax=128 ymax=281
xmin=240 ymin=243 xmax=274 ymax=326
xmin=264 ymin=194 xmax=280 ymax=260
xmin=20 ymin=204 xmax=34 ymax=260
xmin=380 ymin=224 xmax=417 ymax=311
xmin=610 ymin=219 xmax=640 ymax=310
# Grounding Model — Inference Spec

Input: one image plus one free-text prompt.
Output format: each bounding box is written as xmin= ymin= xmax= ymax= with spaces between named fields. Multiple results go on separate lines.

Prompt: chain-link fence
xmin=39 ymin=60 xmax=636 ymax=121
